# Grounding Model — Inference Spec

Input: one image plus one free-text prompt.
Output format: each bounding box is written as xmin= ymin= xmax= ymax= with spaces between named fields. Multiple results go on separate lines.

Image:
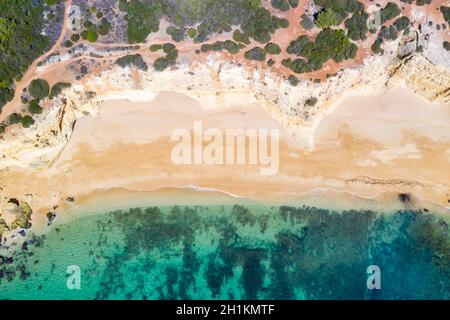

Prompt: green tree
xmin=265 ymin=42 xmax=281 ymax=55
xmin=244 ymin=47 xmax=267 ymax=61
xmin=153 ymin=57 xmax=170 ymax=71
xmin=9 ymin=113 xmax=22 ymax=124
xmin=86 ymin=31 xmax=98 ymax=42
xmin=316 ymin=9 xmax=341 ymax=28
xmin=29 ymin=100 xmax=43 ymax=114
xmin=28 ymin=79 xmax=50 ymax=100
xmin=49 ymin=82 xmax=71 ymax=99
xmin=21 ymin=115 xmax=35 ymax=128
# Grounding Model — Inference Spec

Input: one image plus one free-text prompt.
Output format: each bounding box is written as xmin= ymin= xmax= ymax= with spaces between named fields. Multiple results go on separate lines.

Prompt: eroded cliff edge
xmin=0 ymin=43 xmax=448 ymax=172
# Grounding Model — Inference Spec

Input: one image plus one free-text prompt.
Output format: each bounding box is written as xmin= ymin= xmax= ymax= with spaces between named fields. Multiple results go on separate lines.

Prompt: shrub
xmin=166 ymin=26 xmax=185 ymax=42
xmin=187 ymin=28 xmax=197 ymax=38
xmin=379 ymin=25 xmax=398 ymax=41
xmin=166 ymin=49 xmax=179 ymax=63
xmin=45 ymin=0 xmax=61 ymax=6
xmin=71 ymin=33 xmax=80 ymax=42
xmin=346 ymin=0 xmax=364 ymax=13
xmin=115 ymin=54 xmax=148 ymax=71
xmin=86 ymin=31 xmax=98 ymax=42
xmin=0 ymin=125 xmax=5 ymax=134
xmin=9 ymin=113 xmax=22 ymax=124
xmin=119 ymin=0 xmax=162 ymax=43
xmin=371 ymin=39 xmax=384 ymax=54
xmin=162 ymin=43 xmax=176 ymax=53
xmin=241 ymin=7 xmax=289 ymax=43
xmin=244 ymin=47 xmax=267 ymax=61
xmin=443 ymin=41 xmax=450 ymax=51
xmin=49 ymin=82 xmax=71 ymax=99
xmin=316 ymin=9 xmax=341 ymax=28
xmin=150 ymin=44 xmax=162 ymax=52
xmin=305 ymin=96 xmax=318 ymax=106
xmin=287 ymin=35 xmax=314 ymax=55
xmin=64 ymin=40 xmax=73 ymax=48
xmin=28 ymin=79 xmax=50 ymax=100
xmin=289 ymin=0 xmax=299 ymax=7
xmin=394 ymin=16 xmax=410 ymax=32
xmin=345 ymin=11 xmax=369 ymax=41
xmin=84 ymin=20 xmax=93 ymax=29
xmin=380 ymin=2 xmax=401 ymax=23
xmin=21 ymin=115 xmax=35 ymax=128
xmin=301 ymin=14 xmax=315 ymax=30
xmin=290 ymin=58 xmax=310 ymax=73
xmin=271 ymin=0 xmax=290 ymax=11
xmin=0 ymin=0 xmax=50 ymax=109
xmin=440 ymin=6 xmax=450 ymax=25
xmin=223 ymin=40 xmax=240 ymax=54
xmin=264 ymin=42 xmax=281 ymax=55
xmin=153 ymin=57 xmax=170 ymax=71
xmin=232 ymin=30 xmax=251 ymax=44
xmin=288 ymin=75 xmax=299 ymax=86
xmin=286 ymin=28 xmax=357 ymax=73
xmin=29 ymin=100 xmax=43 ymax=114
xmin=98 ymin=18 xmax=111 ymax=36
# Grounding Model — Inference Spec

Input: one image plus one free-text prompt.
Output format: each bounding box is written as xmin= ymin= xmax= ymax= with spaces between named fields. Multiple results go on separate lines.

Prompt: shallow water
xmin=0 ymin=204 xmax=449 ymax=300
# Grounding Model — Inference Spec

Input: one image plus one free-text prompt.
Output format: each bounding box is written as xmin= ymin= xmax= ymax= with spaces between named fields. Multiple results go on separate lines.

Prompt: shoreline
xmin=0 ymin=184 xmax=446 ymax=254
xmin=0 ymin=87 xmax=448 ymax=245
xmin=0 ymin=46 xmax=449 ymax=248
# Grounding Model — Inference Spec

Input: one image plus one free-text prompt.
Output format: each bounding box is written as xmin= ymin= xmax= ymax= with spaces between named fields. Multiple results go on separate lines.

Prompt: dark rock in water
xmin=22 ymin=241 xmax=29 ymax=251
xmin=46 ymin=211 xmax=56 ymax=225
xmin=18 ymin=230 xmax=26 ymax=237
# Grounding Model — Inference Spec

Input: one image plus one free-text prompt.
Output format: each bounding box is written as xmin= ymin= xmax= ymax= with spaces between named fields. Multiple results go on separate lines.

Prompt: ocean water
xmin=0 ymin=204 xmax=449 ymax=300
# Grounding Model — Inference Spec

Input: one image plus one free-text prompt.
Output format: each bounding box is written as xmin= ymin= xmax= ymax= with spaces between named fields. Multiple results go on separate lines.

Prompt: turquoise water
xmin=0 ymin=205 xmax=449 ymax=299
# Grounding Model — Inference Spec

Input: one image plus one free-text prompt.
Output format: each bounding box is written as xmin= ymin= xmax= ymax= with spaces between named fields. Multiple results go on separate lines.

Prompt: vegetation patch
xmin=345 ymin=11 xmax=368 ymax=41
xmin=379 ymin=2 xmax=401 ymax=24
xmin=271 ymin=0 xmax=298 ymax=12
xmin=264 ymin=43 xmax=281 ymax=55
xmin=153 ymin=44 xmax=179 ymax=71
xmin=441 ymin=6 xmax=450 ymax=25
xmin=0 ymin=0 xmax=49 ymax=111
xmin=120 ymin=0 xmax=288 ymax=45
xmin=115 ymin=54 xmax=148 ymax=71
xmin=49 ymin=82 xmax=71 ymax=99
xmin=305 ymin=96 xmax=318 ymax=106
xmin=28 ymin=100 xmax=43 ymax=114
xmin=28 ymin=79 xmax=50 ymax=100
xmin=286 ymin=28 xmax=357 ymax=73
xmin=200 ymin=41 xmax=241 ymax=54
xmin=244 ymin=47 xmax=267 ymax=61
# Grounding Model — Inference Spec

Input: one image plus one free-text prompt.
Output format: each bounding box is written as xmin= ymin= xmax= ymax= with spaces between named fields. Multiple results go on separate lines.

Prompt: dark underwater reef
xmin=0 ymin=205 xmax=448 ymax=300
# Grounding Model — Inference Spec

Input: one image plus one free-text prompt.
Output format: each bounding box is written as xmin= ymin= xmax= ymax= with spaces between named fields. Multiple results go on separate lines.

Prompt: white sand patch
xmin=371 ymin=144 xmax=422 ymax=164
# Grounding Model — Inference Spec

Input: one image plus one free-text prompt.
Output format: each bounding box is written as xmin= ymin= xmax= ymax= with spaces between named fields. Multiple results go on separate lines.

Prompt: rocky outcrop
xmin=0 ymin=45 xmax=448 ymax=171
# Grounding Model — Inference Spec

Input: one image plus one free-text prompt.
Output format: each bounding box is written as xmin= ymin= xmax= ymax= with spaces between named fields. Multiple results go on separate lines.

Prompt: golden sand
xmin=1 ymin=87 xmax=449 ymax=230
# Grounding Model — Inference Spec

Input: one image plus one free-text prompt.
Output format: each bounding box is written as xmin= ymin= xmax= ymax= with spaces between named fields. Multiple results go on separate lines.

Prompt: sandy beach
xmin=0 ymin=86 xmax=448 ymax=231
